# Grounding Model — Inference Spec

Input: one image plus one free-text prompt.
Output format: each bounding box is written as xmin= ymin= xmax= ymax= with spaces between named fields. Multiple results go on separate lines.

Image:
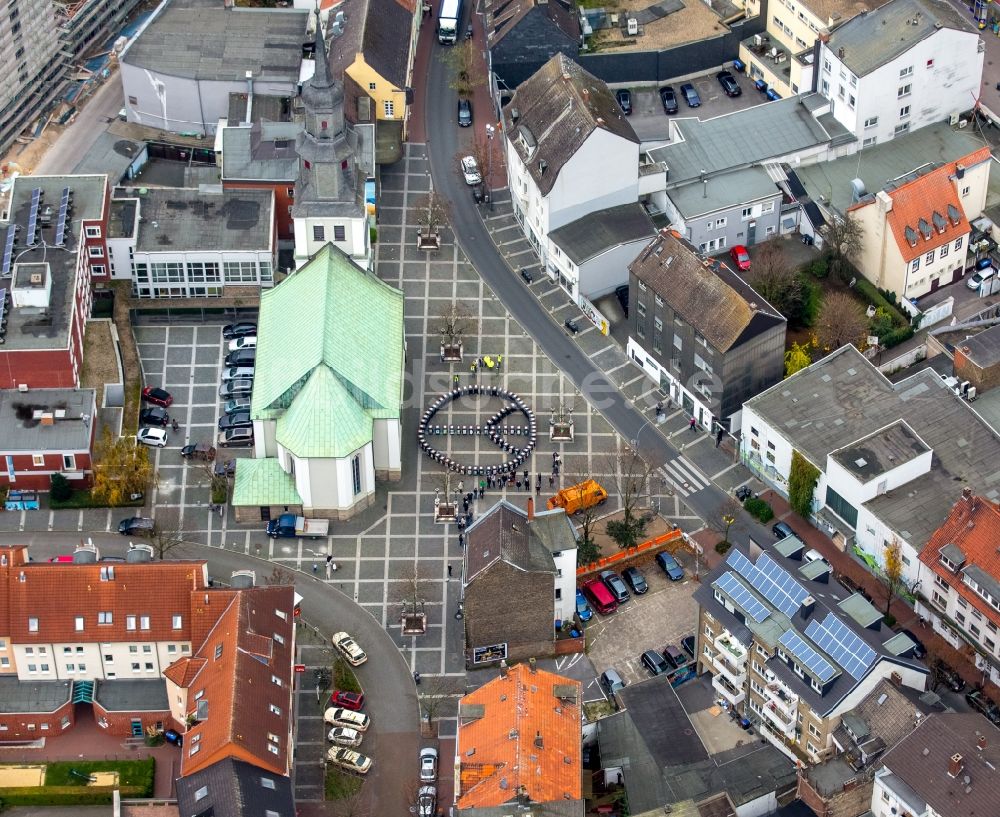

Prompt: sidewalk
xmin=764 ymin=490 xmax=1000 ymax=700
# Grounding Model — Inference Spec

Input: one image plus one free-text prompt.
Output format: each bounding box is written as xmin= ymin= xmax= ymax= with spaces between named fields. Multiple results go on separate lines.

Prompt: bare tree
xmin=822 ymin=216 xmax=865 ymax=281
xmin=413 ymin=190 xmax=451 ymax=241
xmin=562 ymin=464 xmax=603 ymax=565
xmin=713 ymin=496 xmax=743 ymax=548
xmin=436 ymin=301 xmax=478 ymax=348
xmin=264 ymin=565 xmax=297 ymax=586
xmin=815 ymin=291 xmax=869 ymax=353
xmin=604 ymin=446 xmax=655 ymax=550
xmin=391 ymin=563 xmax=432 ymax=634
xmin=442 ymin=39 xmax=486 ymax=99
xmin=147 ymin=526 xmax=185 ymax=560
xmin=744 ymin=241 xmax=806 ymax=323
xmin=417 ymin=674 xmax=460 ymax=727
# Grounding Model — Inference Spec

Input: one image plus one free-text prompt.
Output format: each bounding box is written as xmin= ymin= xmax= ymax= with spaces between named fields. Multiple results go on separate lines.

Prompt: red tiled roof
xmin=920 ymin=491 xmax=1000 ymax=628
xmin=0 ymin=546 xmax=29 ymax=635
xmin=179 ymin=585 xmax=296 ymax=778
xmin=456 ymin=663 xmax=581 ymax=808
xmin=163 ymin=657 xmax=207 ymax=687
xmin=881 ymin=148 xmax=991 ymax=263
xmin=2 ymin=558 xmax=210 ymax=644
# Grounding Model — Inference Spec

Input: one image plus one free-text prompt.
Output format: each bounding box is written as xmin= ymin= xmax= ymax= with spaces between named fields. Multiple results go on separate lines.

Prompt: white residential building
xmin=740 ymin=345 xmax=1000 ymax=586
xmin=502 ymin=53 xmax=640 ymax=271
xmin=817 ymin=0 xmax=983 ymax=148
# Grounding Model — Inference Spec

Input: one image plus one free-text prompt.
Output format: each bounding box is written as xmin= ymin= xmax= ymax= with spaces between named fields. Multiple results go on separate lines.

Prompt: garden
xmin=0 ymin=759 xmax=154 ymax=806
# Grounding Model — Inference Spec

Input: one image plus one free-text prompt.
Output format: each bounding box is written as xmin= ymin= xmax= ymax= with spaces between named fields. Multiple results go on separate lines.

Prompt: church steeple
xmin=300 ymin=8 xmax=344 ymax=138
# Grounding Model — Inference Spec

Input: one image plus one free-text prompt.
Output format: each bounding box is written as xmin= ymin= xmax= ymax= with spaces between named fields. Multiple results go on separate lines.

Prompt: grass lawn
xmin=44 ymin=758 xmax=154 ymax=789
xmin=80 ymin=319 xmax=119 ymax=408
xmin=333 ymin=657 xmax=363 ymax=694
xmin=324 ymin=767 xmax=364 ymax=801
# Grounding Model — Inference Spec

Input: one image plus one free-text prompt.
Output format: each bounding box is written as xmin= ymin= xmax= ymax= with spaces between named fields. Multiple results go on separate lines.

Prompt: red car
xmin=142 ymin=386 xmax=173 ymax=408
xmin=730 ymin=245 xmax=751 ymax=271
xmin=329 ymin=690 xmax=365 ymax=711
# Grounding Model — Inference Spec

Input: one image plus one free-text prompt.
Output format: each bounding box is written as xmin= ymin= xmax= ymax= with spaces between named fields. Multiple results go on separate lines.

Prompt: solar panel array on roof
xmin=778 ymin=629 xmax=838 ymax=683
xmin=714 ymin=571 xmax=769 ymax=623
xmin=1 ymin=229 xmax=14 ymax=277
xmin=26 ymin=188 xmax=41 ymax=246
xmin=805 ymin=613 xmax=877 ymax=680
xmin=53 ymin=187 xmax=71 ymax=247
xmin=727 ymin=549 xmax=810 ymax=617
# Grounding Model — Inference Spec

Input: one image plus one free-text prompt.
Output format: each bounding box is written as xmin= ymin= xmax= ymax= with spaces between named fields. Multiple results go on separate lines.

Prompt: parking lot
xmin=613 ymin=69 xmax=769 ymax=142
xmin=135 ymin=323 xmax=254 ymax=536
xmin=583 ymin=551 xmax=698 ymax=692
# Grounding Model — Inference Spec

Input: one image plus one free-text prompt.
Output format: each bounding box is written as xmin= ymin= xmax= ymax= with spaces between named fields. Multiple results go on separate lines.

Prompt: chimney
xmin=978 ymin=734 xmax=988 ymax=751
xmin=963 ymin=486 xmax=973 ymax=501
xmin=948 ymin=753 xmax=964 ymax=777
xmin=534 ymin=731 xmax=544 ymax=749
xmin=499 ymin=659 xmax=509 ymax=679
xmin=529 ymin=656 xmax=537 ymax=673
xmin=799 ymin=595 xmax=816 ymax=621
xmin=527 ymin=497 xmax=535 ymax=521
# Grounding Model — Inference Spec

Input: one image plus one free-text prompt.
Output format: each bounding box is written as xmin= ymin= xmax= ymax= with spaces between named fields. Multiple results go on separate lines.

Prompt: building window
xmin=28 ymin=617 xmax=37 ymax=632
xmin=215 ymin=644 xmax=223 ymax=660
xmin=715 ymin=217 xmax=727 ymax=228
xmin=172 ymin=614 xmax=182 ymax=629
xmin=140 ymin=616 xmax=150 ymax=630
xmin=62 ymin=455 xmax=75 ymax=471
xmin=274 ymin=632 xmax=285 ymax=645
xmin=85 ymin=226 xmax=102 ymax=238
xmin=272 ymin=675 xmax=282 ymax=686
xmin=862 ymin=137 xmax=877 ymax=148
xmin=940 ymin=244 xmax=949 ymax=259
xmin=384 ymin=100 xmax=394 ymax=117
xmin=126 ymin=616 xmax=136 ymax=630
xmin=312 ymin=225 xmax=325 ymax=241
xmin=911 ymin=257 xmax=920 ymax=272
xmin=899 ymin=106 xmax=910 ymax=119
xmin=741 ymin=207 xmax=753 ymax=220
xmin=899 ymin=65 xmax=913 ymax=78
xmin=863 ymin=116 xmax=878 ymax=128
xmin=269 ymin=704 xmax=281 ymax=715
xmin=31 ymin=454 xmax=44 ymax=466
xmin=962 ymin=186 xmax=970 ymax=197
xmin=894 ymin=123 xmax=910 ymax=135
xmin=98 ymin=611 xmax=112 ymax=624
xmin=368 ymin=82 xmax=376 ymax=91
xmin=897 ymin=84 xmax=911 ymax=97
xmin=75 ymin=616 xmax=84 ymax=631
xmin=87 ymin=246 xmax=103 ymax=258
xmin=333 ymin=225 xmax=346 ymax=242
xmin=352 ymin=454 xmax=362 ymax=495
xmin=955 ymin=236 xmax=964 ymax=251
xmin=925 ymin=252 xmax=934 ymax=264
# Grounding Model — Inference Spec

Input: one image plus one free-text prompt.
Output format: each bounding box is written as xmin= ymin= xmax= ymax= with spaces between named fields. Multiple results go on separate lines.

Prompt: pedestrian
xmin=326 ymin=554 xmax=333 ymax=565
xmin=171 ymin=418 xmax=179 ymax=432
xmin=516 ymin=479 xmax=522 ymax=490
xmin=463 ymin=499 xmax=469 ymax=513
xmin=312 ymin=563 xmax=318 ymax=574
xmin=458 ymin=532 xmax=465 ymax=547
xmin=458 ymin=480 xmax=464 ymax=493
xmin=448 ymin=564 xmax=453 ymax=577
xmin=478 ymin=485 xmax=484 ymax=499
xmin=523 ymin=469 xmax=529 ymax=482
xmin=552 ymin=451 xmax=558 ymax=463
xmin=466 ymin=511 xmax=473 ymax=525
xmin=716 ymin=427 xmax=724 ymax=448
xmin=453 ymin=374 xmax=460 ymax=386
xmin=689 ymin=417 xmax=696 ymax=432
xmin=549 ymin=474 xmax=554 ymax=487
xmin=536 ymin=481 xmax=541 ymax=495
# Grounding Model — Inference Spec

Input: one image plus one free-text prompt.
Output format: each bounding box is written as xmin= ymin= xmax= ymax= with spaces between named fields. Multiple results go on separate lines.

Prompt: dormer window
xmin=932 ymin=211 xmax=947 ymax=233
xmin=918 ymin=218 xmax=932 ymax=240
xmin=904 ymin=226 xmax=918 ymax=247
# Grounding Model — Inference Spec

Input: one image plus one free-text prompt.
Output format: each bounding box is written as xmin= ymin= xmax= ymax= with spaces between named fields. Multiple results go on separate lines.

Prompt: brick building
xmin=0 ymin=388 xmax=97 ymax=489
xmin=0 ymin=174 xmax=109 ymax=389
xmin=0 ymin=545 xmax=296 ymax=753
xmin=462 ymin=499 xmax=577 ymax=667
xmin=952 ymin=324 xmax=1000 ymax=395
xmin=917 ymin=489 xmax=1000 ymax=687
xmin=455 ymin=662 xmax=583 ymax=817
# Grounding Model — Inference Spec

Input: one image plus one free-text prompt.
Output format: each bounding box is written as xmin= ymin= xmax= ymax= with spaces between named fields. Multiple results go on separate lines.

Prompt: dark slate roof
xmin=881 ymin=713 xmax=1000 ymax=817
xmin=485 ymin=0 xmax=580 ymax=48
xmin=503 ymin=53 xmax=638 ymax=196
xmin=465 ymin=500 xmax=557 ymax=583
xmin=0 ymin=676 xmax=71 ymax=713
xmin=362 ymin=0 xmax=413 ymax=88
xmin=629 ymin=231 xmax=785 ymax=353
xmin=95 ymin=679 xmax=169 ymax=711
xmin=528 ymin=508 xmax=579 ymax=555
xmin=692 ymin=546 xmax=928 ymax=718
xmin=548 ymin=203 xmax=656 ymax=265
xmin=175 ymin=758 xmax=295 ymax=817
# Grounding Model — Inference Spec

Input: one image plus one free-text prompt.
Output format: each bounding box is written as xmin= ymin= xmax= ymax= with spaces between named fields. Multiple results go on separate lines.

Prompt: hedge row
xmin=0 ymin=785 xmax=148 ymax=806
xmin=852 ymin=277 xmax=908 ymax=326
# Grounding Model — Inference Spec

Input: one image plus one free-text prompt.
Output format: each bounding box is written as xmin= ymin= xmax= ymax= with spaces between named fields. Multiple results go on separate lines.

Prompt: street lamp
xmin=485 ymin=123 xmax=495 ymax=212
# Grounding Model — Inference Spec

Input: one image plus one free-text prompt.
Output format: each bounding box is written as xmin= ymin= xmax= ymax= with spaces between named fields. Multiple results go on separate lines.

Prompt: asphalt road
xmin=422 ymin=38 xmax=771 ymax=550
xmin=34 ymin=74 xmax=124 ymax=176
xmin=5 ymin=534 xmax=419 ymax=817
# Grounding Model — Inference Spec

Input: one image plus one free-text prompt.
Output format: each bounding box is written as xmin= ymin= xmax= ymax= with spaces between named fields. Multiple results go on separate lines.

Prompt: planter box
xmin=401 ymin=612 xmax=427 ymax=635
xmin=550 ymin=421 xmax=574 ymax=442
xmin=435 ymin=502 xmax=456 ymax=523
xmin=441 ymin=342 xmax=463 ymax=362
xmin=417 ymin=232 xmax=441 ymax=250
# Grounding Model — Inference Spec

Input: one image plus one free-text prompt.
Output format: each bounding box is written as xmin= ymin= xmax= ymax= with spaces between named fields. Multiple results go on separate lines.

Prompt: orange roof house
xmin=919 ymin=488 xmax=1000 ymax=631
xmin=455 ymin=662 xmax=582 ymax=813
xmin=846 ymin=146 xmax=992 ymax=300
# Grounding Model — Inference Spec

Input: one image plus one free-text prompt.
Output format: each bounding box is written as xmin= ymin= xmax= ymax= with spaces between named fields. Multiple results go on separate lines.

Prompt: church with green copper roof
xmin=232 ymin=243 xmax=404 ymax=522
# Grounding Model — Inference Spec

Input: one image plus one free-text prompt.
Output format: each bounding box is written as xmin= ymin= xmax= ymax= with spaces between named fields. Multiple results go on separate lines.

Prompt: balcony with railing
xmin=714 ymin=633 xmax=747 ymax=664
xmin=713 ymin=653 xmax=747 ymax=687
xmin=712 ymin=671 xmax=746 ymax=706
xmin=758 ymin=718 xmax=809 ymax=765
xmin=763 ymin=680 xmax=798 ymax=720
xmin=760 ymin=697 xmax=796 ymax=736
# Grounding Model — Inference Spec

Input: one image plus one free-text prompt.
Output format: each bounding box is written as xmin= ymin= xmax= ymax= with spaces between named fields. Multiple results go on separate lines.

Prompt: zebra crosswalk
xmin=658 ymin=455 xmax=711 ymax=497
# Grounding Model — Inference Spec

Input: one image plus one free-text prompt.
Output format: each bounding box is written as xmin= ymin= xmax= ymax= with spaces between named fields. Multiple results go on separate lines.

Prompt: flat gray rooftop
xmin=222 ymin=124 xmax=300 ymax=183
xmin=95 ymin=678 xmax=169 ymax=711
xmin=125 ymin=187 xmax=274 ymax=253
xmin=668 ymin=165 xmax=780 ymax=219
xmin=123 ymin=3 xmax=308 ymax=82
xmin=547 ymin=203 xmax=655 ymax=265
xmin=793 ymin=123 xmax=985 ymax=216
xmin=2 ymin=175 xmax=106 ymax=351
xmin=647 ymin=95 xmax=836 ymax=185
xmin=109 ymin=198 xmax=138 ymax=240
xmin=0 ymin=389 xmax=96 ymax=453
xmin=0 ymin=676 xmax=71 ymax=713
xmin=954 ymin=323 xmax=1000 ymax=368
xmin=71 ymin=132 xmax=143 ymax=182
xmin=830 ymin=420 xmax=929 ymax=482
xmin=746 ymin=344 xmax=1000 ymax=549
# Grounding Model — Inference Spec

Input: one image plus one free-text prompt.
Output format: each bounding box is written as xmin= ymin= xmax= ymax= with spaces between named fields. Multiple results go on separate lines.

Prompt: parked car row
xmin=218 ymin=324 xmax=256 ymax=448
xmin=138 ymin=386 xmax=175 ymax=448
xmin=579 ymin=554 xmax=685 ymax=617
xmin=418 ymin=747 xmax=439 ymax=817
xmin=324 ymin=630 xmax=373 ymax=776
